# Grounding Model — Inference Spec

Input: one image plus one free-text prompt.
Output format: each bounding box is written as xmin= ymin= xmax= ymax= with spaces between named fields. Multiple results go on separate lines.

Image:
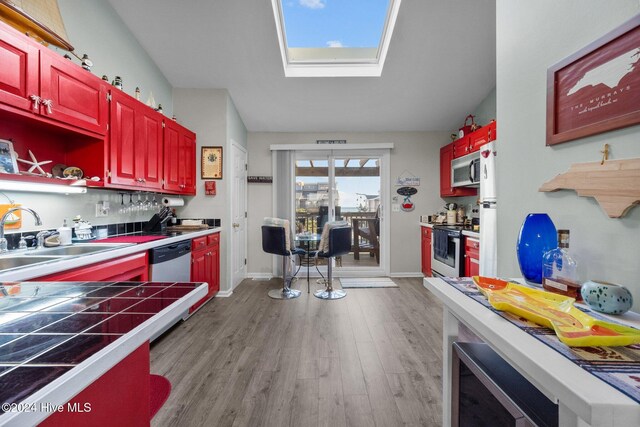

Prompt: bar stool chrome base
xmin=269 ymin=287 xmax=301 ymax=299
xmin=314 ymin=288 xmax=346 ymax=300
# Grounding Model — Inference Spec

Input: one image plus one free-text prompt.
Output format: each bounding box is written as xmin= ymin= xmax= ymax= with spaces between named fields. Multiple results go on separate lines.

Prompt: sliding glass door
xmin=294 ymin=150 xmax=385 ymax=277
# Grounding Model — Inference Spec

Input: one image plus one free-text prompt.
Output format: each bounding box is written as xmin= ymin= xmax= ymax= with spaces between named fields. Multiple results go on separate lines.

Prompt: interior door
xmin=231 ymin=143 xmax=247 ymax=288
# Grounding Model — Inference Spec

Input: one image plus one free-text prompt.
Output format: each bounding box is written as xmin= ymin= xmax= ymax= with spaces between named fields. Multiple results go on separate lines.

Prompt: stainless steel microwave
xmin=451 ymin=151 xmax=480 ymax=188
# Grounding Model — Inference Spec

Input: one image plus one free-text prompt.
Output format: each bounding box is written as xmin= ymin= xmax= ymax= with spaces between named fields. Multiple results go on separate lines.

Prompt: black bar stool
xmin=262 ymin=225 xmax=305 ymax=299
xmin=314 ymin=226 xmax=351 ymax=300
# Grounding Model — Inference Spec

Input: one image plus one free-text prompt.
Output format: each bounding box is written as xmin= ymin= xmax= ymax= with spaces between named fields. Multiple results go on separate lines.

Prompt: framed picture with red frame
xmin=546 ymin=14 xmax=640 ymax=146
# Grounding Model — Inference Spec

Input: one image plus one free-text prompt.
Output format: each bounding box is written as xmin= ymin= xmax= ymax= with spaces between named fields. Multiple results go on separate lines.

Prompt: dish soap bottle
xmin=542 ymin=229 xmax=581 ymax=299
xmin=58 ymin=219 xmax=72 ymax=246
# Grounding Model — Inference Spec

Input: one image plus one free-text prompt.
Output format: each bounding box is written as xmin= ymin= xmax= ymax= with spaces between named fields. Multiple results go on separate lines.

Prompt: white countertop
xmin=0 ymin=228 xmax=221 ymax=282
xmin=462 ymin=230 xmax=480 ymax=239
xmin=424 ymin=277 xmax=640 ymax=426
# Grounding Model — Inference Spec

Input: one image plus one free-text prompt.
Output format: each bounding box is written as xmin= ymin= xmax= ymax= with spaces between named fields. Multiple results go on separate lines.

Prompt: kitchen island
xmin=0 ymin=280 xmax=207 ymax=426
xmin=425 ymin=276 xmax=640 ymax=427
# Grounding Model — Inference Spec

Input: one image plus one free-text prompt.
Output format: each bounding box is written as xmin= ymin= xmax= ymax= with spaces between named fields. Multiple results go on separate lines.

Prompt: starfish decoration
xmin=17 ymin=150 xmax=52 ymax=176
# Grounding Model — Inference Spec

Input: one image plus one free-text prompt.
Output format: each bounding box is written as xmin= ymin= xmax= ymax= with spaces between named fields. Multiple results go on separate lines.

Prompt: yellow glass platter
xmin=472 ymin=276 xmax=640 ymax=347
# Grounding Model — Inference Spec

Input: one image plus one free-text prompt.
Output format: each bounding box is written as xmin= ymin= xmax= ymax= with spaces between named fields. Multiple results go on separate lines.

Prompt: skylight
xmin=272 ymin=0 xmax=402 ymax=77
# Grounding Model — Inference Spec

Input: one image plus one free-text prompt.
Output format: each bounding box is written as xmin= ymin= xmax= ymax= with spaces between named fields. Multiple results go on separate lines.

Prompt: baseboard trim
xmin=215 ymin=289 xmax=233 ymax=298
xmin=389 ymin=272 xmax=424 ymax=278
xmin=247 ymin=273 xmax=274 ymax=280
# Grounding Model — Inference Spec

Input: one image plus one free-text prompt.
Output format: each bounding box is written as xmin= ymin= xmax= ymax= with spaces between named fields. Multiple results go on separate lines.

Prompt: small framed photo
xmin=0 ymin=139 xmax=19 ymax=174
xmin=201 ymin=146 xmax=223 ymax=179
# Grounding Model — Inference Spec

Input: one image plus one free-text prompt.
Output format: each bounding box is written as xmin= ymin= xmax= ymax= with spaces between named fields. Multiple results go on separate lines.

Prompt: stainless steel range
xmin=431 ymin=225 xmax=463 ymax=277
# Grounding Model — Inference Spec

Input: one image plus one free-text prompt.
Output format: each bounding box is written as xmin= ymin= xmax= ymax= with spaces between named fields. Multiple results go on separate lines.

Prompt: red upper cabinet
xmin=163 ymin=119 xmax=196 ymax=195
xmin=469 ymin=121 xmax=497 ymax=153
xmin=108 ymin=89 xmax=163 ymax=191
xmin=0 ymin=23 xmax=107 ymax=135
xmin=440 ymin=143 xmax=477 ymax=197
xmin=0 ymin=23 xmax=39 ymax=114
xmin=162 ymin=121 xmax=181 ymax=192
xmin=109 ymin=90 xmax=137 ymax=187
xmin=136 ymin=107 xmax=163 ymax=189
xmin=39 ymin=50 xmax=108 ymax=135
xmin=454 ymin=121 xmax=498 ymax=158
xmin=182 ymin=130 xmax=196 ymax=195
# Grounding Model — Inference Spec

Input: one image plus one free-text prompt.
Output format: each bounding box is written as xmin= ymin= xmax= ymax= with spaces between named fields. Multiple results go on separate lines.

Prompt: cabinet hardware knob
xmin=41 ymin=99 xmax=53 ymax=114
xmin=30 ymin=94 xmax=41 ymax=111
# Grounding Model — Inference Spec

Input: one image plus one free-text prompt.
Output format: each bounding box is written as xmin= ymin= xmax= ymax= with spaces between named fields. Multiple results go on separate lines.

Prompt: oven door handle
xmin=469 ymin=161 xmax=475 ymax=183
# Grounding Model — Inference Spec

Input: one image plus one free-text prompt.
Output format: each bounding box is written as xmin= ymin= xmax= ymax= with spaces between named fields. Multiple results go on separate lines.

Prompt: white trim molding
xmin=270 ymin=143 xmax=394 ymax=151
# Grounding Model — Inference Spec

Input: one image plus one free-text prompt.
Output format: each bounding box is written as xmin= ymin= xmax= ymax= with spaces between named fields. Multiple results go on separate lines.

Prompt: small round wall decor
xmin=397 ymin=186 xmax=417 ymax=212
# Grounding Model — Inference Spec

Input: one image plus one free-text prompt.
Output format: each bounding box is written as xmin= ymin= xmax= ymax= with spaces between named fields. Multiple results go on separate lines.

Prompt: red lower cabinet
xmin=464 ymin=237 xmax=480 ymax=277
xmin=40 ymin=343 xmax=151 ymax=426
xmin=421 ymin=226 xmax=432 ymax=276
xmin=189 ymin=233 xmax=220 ymax=313
xmin=35 ymin=252 xmax=148 ymax=282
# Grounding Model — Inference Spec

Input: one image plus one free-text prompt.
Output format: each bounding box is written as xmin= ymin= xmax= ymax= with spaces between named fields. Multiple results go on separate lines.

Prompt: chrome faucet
xmin=0 ymin=207 xmax=43 ymax=253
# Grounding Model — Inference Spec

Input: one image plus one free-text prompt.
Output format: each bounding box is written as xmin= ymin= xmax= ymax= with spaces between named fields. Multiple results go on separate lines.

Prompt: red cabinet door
xmin=39 ymin=49 xmax=107 ymax=135
xmin=421 ymin=226 xmax=432 ymax=277
xmin=464 ymin=238 xmax=480 ymax=277
xmin=182 ymin=130 xmax=196 ymax=195
xmin=0 ymin=24 xmax=39 ymax=114
xmin=163 ymin=120 xmax=197 ymax=195
xmin=189 ymin=248 xmax=208 ymax=313
xmin=468 ymin=121 xmax=497 ymax=153
xmin=109 ymin=90 xmax=137 ymax=187
xmin=452 ymin=135 xmax=470 ymax=158
xmin=136 ymin=106 xmax=163 ymax=190
xmin=440 ymin=144 xmax=453 ymax=197
xmin=208 ymin=241 xmax=220 ymax=296
xmin=163 ymin=121 xmax=182 ymax=192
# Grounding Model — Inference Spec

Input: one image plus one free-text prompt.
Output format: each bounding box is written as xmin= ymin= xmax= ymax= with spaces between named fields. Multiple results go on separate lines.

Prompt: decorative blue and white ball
xmin=581 ymin=280 xmax=633 ymax=315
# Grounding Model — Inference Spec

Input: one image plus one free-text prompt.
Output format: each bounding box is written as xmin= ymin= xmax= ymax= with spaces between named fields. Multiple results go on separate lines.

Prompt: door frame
xmin=229 ymin=140 xmax=248 ymax=290
xmin=292 ymin=148 xmax=390 ymax=278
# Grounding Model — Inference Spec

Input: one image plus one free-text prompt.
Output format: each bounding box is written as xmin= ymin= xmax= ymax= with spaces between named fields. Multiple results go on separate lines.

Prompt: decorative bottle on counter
xmin=542 ymin=229 xmax=581 ymax=299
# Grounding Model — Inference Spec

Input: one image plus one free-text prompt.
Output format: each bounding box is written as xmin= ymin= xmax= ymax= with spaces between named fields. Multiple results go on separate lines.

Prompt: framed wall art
xmin=201 ymin=146 xmax=223 ymax=179
xmin=0 ymin=139 xmax=19 ymax=174
xmin=546 ymin=14 xmax=640 ymax=146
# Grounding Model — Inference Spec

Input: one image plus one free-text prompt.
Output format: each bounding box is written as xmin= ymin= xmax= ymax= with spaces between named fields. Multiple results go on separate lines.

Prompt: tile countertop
xmin=0 ymin=228 xmax=221 ymax=282
xmin=0 ymin=280 xmax=207 ymax=426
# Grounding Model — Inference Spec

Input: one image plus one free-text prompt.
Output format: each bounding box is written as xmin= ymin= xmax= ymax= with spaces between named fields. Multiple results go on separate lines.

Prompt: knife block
xmin=143 ymin=214 xmax=168 ymax=233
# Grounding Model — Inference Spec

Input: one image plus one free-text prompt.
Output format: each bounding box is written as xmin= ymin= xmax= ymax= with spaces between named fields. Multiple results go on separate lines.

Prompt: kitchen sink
xmin=23 ymin=243 xmax=133 ymax=257
xmin=0 ymin=243 xmax=135 ymax=274
xmin=0 ymin=256 xmax=62 ymax=271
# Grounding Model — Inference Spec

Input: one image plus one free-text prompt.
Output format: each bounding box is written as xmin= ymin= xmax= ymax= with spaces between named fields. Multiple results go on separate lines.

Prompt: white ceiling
xmin=107 ymin=0 xmax=496 ymax=133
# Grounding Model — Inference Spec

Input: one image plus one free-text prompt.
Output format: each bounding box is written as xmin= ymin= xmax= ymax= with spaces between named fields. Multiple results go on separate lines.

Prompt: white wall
xmin=56 ymin=0 xmax=173 ymax=115
xmin=246 ymin=132 xmax=448 ymax=276
xmin=496 ymin=2 xmax=640 ymax=308
xmin=473 ymin=87 xmax=497 ymax=127
xmin=173 ymin=88 xmax=248 ymax=293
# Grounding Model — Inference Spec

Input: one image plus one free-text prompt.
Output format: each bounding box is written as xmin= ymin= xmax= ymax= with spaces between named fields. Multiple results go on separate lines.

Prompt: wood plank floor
xmin=150 ymin=277 xmax=443 ymax=427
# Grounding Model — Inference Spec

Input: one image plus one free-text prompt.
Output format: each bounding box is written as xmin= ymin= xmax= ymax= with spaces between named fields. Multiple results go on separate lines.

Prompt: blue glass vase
xmin=516 ymin=213 xmax=557 ymax=284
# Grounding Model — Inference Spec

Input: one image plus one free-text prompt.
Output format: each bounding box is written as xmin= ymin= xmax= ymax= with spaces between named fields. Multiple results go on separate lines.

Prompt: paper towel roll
xmin=162 ymin=197 xmax=184 ymax=207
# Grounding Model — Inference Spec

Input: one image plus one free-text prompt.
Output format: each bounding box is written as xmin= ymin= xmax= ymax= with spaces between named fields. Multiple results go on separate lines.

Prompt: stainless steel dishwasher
xmin=149 ymin=240 xmax=192 ymax=282
xmin=149 ymin=240 xmax=192 ymax=341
